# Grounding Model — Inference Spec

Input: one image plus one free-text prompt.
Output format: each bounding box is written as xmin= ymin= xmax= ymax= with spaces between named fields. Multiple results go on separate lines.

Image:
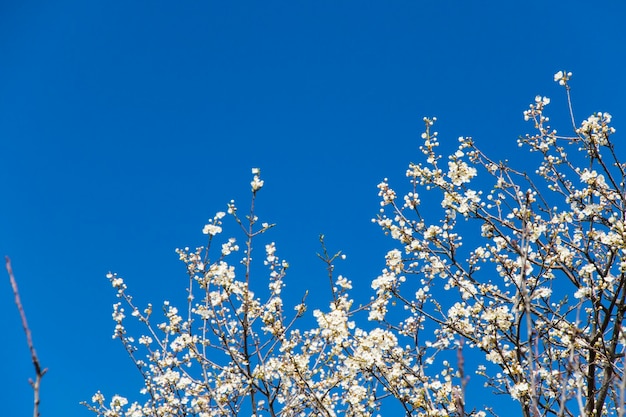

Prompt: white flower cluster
xmin=251 ymin=167 xmax=264 ymax=192
xmin=202 ymin=212 xmax=226 ymax=236
xmin=553 ymin=70 xmax=572 ymax=86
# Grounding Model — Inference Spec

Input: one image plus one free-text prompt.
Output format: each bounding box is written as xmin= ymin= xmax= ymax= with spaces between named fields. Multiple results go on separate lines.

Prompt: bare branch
xmin=6 ymin=256 xmax=47 ymax=417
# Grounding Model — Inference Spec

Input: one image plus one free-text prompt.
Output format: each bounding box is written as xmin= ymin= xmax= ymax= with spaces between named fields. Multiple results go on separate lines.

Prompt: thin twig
xmin=6 ymin=256 xmax=47 ymax=417
xmin=455 ymin=339 xmax=467 ymax=417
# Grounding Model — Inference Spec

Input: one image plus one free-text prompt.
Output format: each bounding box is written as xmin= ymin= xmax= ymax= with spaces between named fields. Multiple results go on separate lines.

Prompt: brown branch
xmin=455 ymin=339 xmax=467 ymax=417
xmin=6 ymin=256 xmax=47 ymax=417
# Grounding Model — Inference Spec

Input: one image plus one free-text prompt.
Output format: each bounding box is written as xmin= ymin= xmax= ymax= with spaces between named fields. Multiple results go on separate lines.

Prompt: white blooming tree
xmin=85 ymin=73 xmax=626 ymax=417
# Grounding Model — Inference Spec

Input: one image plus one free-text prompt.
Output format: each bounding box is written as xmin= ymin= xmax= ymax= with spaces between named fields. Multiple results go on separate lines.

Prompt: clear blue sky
xmin=2 ymin=1 xmax=625 ymax=415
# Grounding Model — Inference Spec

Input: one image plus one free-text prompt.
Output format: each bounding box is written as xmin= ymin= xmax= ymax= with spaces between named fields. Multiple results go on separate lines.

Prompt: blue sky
xmin=2 ymin=1 xmax=625 ymax=415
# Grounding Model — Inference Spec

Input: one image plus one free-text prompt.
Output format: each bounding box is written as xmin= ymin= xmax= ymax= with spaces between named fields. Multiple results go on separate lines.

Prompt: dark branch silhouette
xmin=6 ymin=256 xmax=47 ymax=417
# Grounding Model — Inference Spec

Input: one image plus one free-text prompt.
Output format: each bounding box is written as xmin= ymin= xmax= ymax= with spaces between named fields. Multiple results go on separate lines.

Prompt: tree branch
xmin=6 ymin=256 xmax=47 ymax=417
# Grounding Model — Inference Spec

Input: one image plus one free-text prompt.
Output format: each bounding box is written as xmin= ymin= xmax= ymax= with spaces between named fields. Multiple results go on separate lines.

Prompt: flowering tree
xmin=85 ymin=72 xmax=626 ymax=417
